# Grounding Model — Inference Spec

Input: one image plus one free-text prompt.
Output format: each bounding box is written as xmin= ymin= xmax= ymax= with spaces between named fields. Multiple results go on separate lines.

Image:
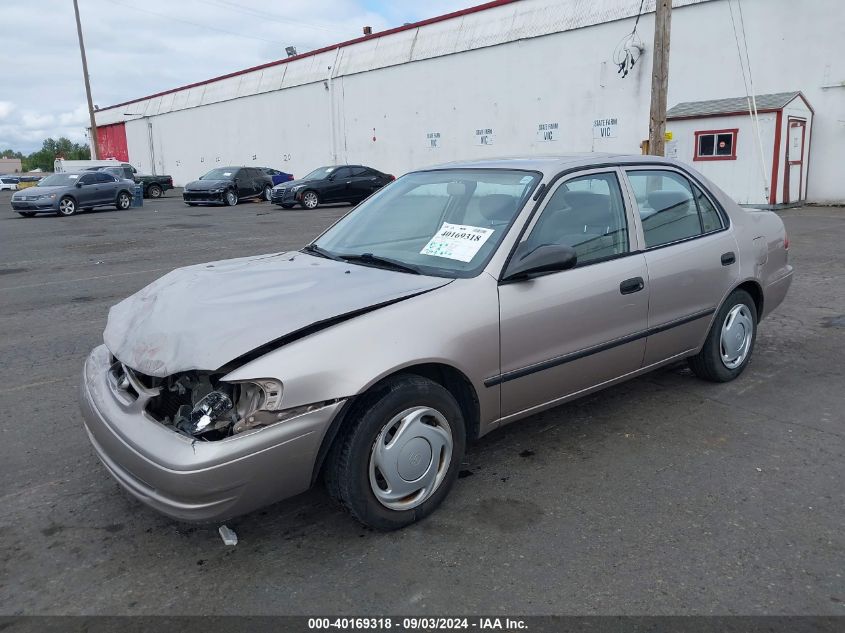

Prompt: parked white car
xmin=0 ymin=177 xmax=19 ymax=191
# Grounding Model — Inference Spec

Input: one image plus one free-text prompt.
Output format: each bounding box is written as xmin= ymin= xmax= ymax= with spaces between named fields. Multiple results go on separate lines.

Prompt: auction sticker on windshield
xmin=421 ymin=223 xmax=494 ymax=262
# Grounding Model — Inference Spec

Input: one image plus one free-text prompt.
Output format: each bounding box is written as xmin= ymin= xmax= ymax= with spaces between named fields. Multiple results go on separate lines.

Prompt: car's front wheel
xmin=301 ymin=190 xmax=319 ymax=210
xmin=57 ymin=196 xmax=76 ymax=217
xmin=262 ymin=185 xmax=272 ymax=201
xmin=325 ymin=375 xmax=466 ymax=530
xmin=224 ymin=189 xmax=238 ymax=206
xmin=689 ymin=289 xmax=758 ymax=382
xmin=116 ymin=191 xmax=131 ymax=210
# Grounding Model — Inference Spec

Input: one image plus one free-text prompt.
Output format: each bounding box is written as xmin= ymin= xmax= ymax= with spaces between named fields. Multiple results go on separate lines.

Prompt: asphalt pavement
xmin=0 ymin=191 xmax=842 ymax=615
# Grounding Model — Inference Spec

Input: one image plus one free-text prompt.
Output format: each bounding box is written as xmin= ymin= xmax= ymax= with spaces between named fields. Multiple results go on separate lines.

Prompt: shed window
xmin=694 ymin=129 xmax=738 ymax=161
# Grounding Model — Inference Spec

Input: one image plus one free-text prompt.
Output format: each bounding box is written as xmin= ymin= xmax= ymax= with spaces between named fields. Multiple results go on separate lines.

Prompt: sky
xmin=0 ymin=0 xmax=481 ymax=153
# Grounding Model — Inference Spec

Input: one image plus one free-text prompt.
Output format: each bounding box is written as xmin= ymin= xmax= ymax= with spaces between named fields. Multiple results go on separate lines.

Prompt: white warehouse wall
xmin=98 ymin=0 xmax=845 ymax=203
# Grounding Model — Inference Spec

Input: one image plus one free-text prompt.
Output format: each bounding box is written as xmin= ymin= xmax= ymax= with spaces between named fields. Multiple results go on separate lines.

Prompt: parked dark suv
xmin=271 ymin=165 xmax=394 ymax=209
xmin=183 ymin=167 xmax=273 ymax=206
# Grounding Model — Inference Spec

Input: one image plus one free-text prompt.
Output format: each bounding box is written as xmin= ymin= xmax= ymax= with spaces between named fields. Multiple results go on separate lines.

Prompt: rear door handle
xmin=620 ymin=277 xmax=645 ymax=295
xmin=721 ymin=252 xmax=736 ymax=266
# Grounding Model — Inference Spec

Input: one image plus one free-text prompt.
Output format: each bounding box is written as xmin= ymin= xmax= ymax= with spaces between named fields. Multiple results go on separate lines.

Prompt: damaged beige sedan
xmin=80 ymin=154 xmax=793 ymax=530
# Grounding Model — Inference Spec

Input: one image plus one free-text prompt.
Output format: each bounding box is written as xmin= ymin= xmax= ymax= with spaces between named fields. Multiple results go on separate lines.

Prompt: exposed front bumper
xmin=79 ymin=344 xmax=346 ymax=522
xmin=182 ymin=191 xmax=224 ymax=204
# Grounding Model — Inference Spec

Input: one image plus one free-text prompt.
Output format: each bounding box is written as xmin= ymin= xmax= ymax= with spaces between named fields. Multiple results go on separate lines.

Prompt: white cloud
xmin=0 ymin=0 xmax=478 ymax=152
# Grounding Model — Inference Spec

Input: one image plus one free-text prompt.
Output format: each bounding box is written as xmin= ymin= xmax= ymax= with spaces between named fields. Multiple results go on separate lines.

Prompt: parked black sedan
xmin=183 ymin=167 xmax=273 ymax=206
xmin=271 ymin=165 xmax=394 ymax=209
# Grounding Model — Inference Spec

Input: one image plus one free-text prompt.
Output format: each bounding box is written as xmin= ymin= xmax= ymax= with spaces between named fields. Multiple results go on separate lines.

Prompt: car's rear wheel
xmin=116 ymin=191 xmax=131 ymax=210
xmin=17 ymin=212 xmax=36 ymax=218
xmin=689 ymin=289 xmax=757 ymax=382
xmin=301 ymin=190 xmax=319 ymax=210
xmin=262 ymin=185 xmax=272 ymax=201
xmin=325 ymin=375 xmax=465 ymax=530
xmin=57 ymin=197 xmax=76 ymax=217
xmin=224 ymin=189 xmax=238 ymax=206
xmin=147 ymin=184 xmax=162 ymax=198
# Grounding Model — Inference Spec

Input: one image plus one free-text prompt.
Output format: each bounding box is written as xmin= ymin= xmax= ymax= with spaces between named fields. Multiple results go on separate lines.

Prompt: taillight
xmin=389 ymin=174 xmax=395 ymax=181
xmin=783 ymin=232 xmax=789 ymax=250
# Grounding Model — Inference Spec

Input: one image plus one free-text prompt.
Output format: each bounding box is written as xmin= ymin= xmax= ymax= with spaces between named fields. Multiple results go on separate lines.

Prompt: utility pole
xmin=648 ymin=0 xmax=672 ymax=156
xmin=73 ymin=0 xmax=99 ymax=159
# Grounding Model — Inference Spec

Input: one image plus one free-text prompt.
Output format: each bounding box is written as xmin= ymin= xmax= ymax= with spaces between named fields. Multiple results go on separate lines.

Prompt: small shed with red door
xmin=666 ymin=91 xmax=813 ymax=208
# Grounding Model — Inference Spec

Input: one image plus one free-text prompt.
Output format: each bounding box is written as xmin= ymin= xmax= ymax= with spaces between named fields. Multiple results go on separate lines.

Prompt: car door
xmin=622 ymin=167 xmax=739 ymax=365
xmin=323 ymin=167 xmax=352 ymax=202
xmin=95 ymin=171 xmax=119 ymax=204
xmin=74 ymin=173 xmax=100 ymax=205
xmin=234 ymin=169 xmax=254 ymax=197
xmin=497 ymin=168 xmax=649 ymax=419
xmin=347 ymin=167 xmax=381 ymax=200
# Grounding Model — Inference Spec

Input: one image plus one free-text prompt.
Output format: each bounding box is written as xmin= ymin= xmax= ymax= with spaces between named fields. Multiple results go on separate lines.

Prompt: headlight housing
xmin=290 ymin=184 xmax=305 ymax=192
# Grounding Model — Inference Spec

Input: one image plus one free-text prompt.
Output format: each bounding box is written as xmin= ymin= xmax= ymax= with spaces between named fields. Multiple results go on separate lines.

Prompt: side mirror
xmin=503 ymin=244 xmax=577 ymax=281
xmin=75 ymin=182 xmax=83 ymax=188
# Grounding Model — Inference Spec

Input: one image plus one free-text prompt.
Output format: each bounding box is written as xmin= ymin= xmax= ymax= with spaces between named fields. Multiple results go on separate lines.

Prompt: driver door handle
xmin=620 ymin=277 xmax=645 ymax=294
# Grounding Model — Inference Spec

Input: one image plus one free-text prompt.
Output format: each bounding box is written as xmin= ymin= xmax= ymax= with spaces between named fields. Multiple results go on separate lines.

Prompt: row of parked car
xmin=182 ymin=164 xmax=395 ymax=209
xmin=7 ymin=159 xmax=395 ymax=217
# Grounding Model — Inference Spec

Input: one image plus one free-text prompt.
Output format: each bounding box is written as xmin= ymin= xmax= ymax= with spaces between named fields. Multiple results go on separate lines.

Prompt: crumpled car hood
xmin=103 ymin=252 xmax=451 ymax=377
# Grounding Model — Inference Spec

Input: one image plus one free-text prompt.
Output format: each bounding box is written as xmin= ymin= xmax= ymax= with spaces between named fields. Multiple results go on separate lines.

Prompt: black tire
xmin=324 ymin=375 xmax=466 ymax=530
xmin=224 ymin=189 xmax=238 ymax=206
xmin=280 ymin=203 xmax=294 ymax=209
xmin=17 ymin=212 xmax=36 ymax=218
xmin=300 ymin=190 xmax=319 ymax=210
xmin=115 ymin=191 xmax=132 ymax=210
xmin=57 ymin=196 xmax=77 ymax=217
xmin=262 ymin=185 xmax=272 ymax=202
xmin=146 ymin=184 xmax=163 ymax=199
xmin=689 ymin=289 xmax=758 ymax=382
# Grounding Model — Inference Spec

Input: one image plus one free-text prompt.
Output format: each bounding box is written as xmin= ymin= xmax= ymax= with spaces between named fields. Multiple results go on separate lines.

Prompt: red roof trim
xmin=99 ymin=0 xmax=523 ymax=113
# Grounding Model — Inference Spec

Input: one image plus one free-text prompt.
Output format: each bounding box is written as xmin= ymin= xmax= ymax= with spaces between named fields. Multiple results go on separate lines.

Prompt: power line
xmin=104 ymin=0 xmax=284 ymax=45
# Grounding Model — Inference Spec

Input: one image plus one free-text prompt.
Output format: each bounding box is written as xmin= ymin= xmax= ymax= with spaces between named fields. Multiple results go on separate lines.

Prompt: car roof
xmin=421 ymin=153 xmax=682 ymax=174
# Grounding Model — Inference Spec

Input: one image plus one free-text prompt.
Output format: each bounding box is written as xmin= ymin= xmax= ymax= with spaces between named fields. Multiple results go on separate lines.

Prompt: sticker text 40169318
xmin=420 ymin=223 xmax=495 ymax=263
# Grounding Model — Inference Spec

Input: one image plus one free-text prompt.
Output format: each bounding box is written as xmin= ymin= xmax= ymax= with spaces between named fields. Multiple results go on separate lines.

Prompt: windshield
xmin=37 ymin=174 xmax=82 ymax=186
xmin=201 ymin=168 xmax=236 ymax=180
xmin=302 ymin=166 xmax=336 ymax=181
xmin=312 ymin=169 xmax=540 ymax=278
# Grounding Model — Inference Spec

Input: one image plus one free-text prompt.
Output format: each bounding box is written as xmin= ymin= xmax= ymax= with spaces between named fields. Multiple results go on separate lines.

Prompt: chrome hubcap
xmin=264 ymin=187 xmax=271 ymax=200
xmin=119 ymin=194 xmax=129 ymax=208
xmin=369 ymin=406 xmax=453 ymax=511
xmin=303 ymin=192 xmax=318 ymax=208
xmin=720 ymin=304 xmax=754 ymax=369
xmin=227 ymin=191 xmax=237 ymax=205
xmin=59 ymin=199 xmax=74 ymax=214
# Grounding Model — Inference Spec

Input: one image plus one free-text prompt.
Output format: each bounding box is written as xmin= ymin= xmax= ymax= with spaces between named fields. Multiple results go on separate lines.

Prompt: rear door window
xmin=626 ymin=170 xmax=702 ymax=248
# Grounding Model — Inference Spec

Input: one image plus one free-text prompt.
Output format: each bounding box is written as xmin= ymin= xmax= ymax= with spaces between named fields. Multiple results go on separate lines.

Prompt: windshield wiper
xmin=337 ymin=252 xmax=421 ymax=275
xmin=301 ymin=244 xmax=343 ymax=261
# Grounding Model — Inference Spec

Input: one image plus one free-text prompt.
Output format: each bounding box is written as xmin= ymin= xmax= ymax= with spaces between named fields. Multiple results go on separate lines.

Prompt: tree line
xmin=1 ymin=137 xmax=91 ymax=173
